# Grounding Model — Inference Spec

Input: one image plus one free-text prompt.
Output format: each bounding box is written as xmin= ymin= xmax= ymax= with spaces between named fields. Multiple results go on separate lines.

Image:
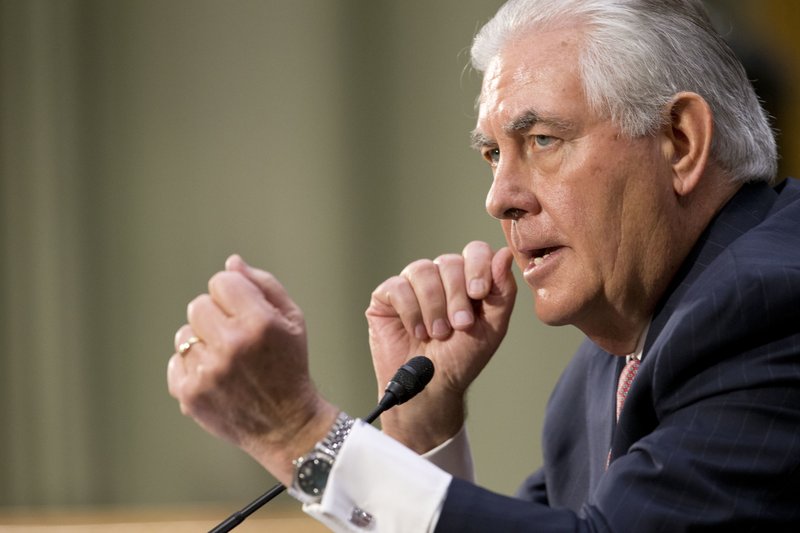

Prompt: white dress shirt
xmin=303 ymin=422 xmax=474 ymax=532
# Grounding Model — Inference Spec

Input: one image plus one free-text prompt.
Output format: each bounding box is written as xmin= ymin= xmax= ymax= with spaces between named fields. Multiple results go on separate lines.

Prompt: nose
xmin=485 ymin=158 xmax=541 ymax=221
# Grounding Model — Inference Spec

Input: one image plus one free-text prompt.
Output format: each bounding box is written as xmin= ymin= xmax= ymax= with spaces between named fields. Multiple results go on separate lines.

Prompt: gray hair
xmin=471 ymin=0 xmax=778 ymax=183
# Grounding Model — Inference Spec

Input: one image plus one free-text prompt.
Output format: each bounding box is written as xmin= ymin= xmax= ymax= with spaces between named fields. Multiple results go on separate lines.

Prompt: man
xmin=168 ymin=0 xmax=800 ymax=531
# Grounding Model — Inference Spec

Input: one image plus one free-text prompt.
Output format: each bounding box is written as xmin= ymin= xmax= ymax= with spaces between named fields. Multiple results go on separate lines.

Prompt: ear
xmin=661 ymin=92 xmax=713 ymax=197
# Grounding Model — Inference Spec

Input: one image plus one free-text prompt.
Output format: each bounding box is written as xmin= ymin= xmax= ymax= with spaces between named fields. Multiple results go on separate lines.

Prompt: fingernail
xmin=415 ymin=323 xmax=428 ymax=340
xmin=453 ymin=310 xmax=473 ymax=328
xmin=432 ymin=318 xmax=451 ymax=338
xmin=470 ymin=279 xmax=486 ymax=296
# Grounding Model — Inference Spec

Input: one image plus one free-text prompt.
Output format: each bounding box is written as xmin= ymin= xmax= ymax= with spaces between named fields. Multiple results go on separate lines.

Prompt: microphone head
xmin=385 ymin=355 xmax=435 ymax=404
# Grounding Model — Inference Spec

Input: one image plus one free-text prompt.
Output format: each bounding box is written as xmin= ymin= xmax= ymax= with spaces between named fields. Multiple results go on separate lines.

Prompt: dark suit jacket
xmin=435 ymin=180 xmax=800 ymax=532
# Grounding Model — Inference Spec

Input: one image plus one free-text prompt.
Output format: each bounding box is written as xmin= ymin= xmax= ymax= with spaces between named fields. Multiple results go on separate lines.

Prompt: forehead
xmin=476 ymin=28 xmax=588 ymax=131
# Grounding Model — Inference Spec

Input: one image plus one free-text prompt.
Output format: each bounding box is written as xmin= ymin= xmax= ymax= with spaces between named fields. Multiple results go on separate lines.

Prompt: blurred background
xmin=1 ymin=0 xmax=798 ymax=530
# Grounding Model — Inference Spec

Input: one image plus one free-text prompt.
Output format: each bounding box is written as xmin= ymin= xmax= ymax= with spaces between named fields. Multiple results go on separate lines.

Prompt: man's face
xmin=474 ymin=29 xmax=675 ymax=341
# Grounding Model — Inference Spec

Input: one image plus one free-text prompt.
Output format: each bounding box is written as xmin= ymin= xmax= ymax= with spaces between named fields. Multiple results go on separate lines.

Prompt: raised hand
xmin=167 ymin=255 xmax=337 ymax=486
xmin=366 ymin=241 xmax=517 ymax=452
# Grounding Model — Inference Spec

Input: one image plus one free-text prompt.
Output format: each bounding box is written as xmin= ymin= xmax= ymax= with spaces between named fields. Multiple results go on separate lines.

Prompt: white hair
xmin=471 ymin=0 xmax=778 ymax=183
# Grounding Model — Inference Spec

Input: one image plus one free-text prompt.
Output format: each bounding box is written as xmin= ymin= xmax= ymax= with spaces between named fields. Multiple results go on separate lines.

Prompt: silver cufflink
xmin=349 ymin=506 xmax=373 ymax=528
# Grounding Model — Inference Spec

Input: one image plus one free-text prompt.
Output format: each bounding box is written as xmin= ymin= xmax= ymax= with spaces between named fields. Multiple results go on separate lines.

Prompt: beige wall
xmin=1 ymin=0 xmax=796 ymax=515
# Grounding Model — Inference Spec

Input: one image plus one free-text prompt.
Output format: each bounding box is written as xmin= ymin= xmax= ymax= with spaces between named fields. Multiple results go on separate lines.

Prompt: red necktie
xmin=608 ymin=356 xmax=641 ymax=468
xmin=616 ymin=356 xmax=640 ymax=421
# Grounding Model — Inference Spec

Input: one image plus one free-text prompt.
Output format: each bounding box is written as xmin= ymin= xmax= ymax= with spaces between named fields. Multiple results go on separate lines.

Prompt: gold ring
xmin=178 ymin=336 xmax=201 ymax=356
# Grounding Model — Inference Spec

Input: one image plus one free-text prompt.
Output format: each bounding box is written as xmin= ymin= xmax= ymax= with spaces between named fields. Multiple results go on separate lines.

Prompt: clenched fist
xmin=167 ymin=255 xmax=337 ymax=486
xmin=366 ymin=241 xmax=517 ymax=452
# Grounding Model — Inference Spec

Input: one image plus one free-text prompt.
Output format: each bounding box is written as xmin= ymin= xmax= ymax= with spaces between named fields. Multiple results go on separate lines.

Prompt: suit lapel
xmin=609 ymin=182 xmax=778 ymax=462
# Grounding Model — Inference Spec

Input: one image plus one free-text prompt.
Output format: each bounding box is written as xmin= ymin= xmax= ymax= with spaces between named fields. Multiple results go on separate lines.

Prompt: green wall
xmin=1 ymin=0 xmax=795 ymax=511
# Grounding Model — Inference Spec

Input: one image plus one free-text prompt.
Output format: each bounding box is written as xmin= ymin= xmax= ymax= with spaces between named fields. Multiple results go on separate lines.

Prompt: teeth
xmin=533 ymin=252 xmax=551 ymax=266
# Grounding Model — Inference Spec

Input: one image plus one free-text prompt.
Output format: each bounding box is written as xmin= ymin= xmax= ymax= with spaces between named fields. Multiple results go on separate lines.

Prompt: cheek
xmin=548 ymin=179 xmax=622 ymax=279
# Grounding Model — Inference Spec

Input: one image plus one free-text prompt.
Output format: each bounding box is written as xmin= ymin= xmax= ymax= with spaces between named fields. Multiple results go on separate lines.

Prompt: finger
xmin=462 ymin=241 xmax=494 ymax=300
xmin=167 ymin=352 xmax=207 ymax=418
xmin=173 ymin=324 xmax=210 ymax=377
xmin=186 ymin=293 xmax=230 ymax=347
xmin=490 ymin=246 xmax=517 ymax=297
xmin=208 ymin=270 xmax=273 ymax=318
xmin=402 ymin=259 xmax=451 ymax=339
xmin=225 ymin=255 xmax=302 ymax=319
xmin=174 ymin=324 xmax=197 ymax=354
xmin=371 ymin=275 xmax=428 ymax=341
xmin=167 ymin=352 xmax=189 ymax=398
xmin=433 ymin=253 xmax=474 ymax=330
xmin=483 ymin=247 xmax=517 ymax=324
xmin=167 ymin=344 xmax=203 ymax=409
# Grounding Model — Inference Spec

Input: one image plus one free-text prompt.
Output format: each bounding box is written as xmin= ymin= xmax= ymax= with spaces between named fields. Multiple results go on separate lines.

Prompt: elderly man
xmin=168 ymin=0 xmax=800 ymax=531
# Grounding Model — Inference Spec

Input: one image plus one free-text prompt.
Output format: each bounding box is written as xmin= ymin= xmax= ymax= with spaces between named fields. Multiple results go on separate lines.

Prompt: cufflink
xmin=349 ymin=506 xmax=373 ymax=528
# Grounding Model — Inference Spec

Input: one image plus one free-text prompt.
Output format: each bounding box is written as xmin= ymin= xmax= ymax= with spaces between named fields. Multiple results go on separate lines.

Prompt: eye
xmin=483 ymin=147 xmax=501 ymax=166
xmin=533 ymin=134 xmax=555 ymax=147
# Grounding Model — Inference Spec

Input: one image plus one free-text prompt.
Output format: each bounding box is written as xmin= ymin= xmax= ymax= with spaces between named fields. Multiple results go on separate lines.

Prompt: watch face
xmin=297 ymin=456 xmax=333 ymax=496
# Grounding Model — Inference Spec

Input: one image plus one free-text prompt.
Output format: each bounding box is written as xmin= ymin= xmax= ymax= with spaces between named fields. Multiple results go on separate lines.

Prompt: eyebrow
xmin=470 ymin=109 xmax=576 ymax=151
xmin=469 ymin=130 xmax=494 ymax=151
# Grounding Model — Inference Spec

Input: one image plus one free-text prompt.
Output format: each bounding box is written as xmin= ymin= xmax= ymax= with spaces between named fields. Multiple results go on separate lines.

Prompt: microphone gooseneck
xmin=209 ymin=355 xmax=435 ymax=533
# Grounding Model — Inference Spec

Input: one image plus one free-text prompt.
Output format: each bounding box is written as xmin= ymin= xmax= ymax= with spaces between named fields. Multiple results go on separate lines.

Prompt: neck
xmin=580 ymin=308 xmax=650 ymax=356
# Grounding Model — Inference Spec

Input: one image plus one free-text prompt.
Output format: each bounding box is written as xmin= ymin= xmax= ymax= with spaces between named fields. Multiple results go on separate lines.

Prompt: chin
xmin=528 ymin=272 xmax=599 ymax=328
xmin=531 ymin=292 xmax=577 ymax=327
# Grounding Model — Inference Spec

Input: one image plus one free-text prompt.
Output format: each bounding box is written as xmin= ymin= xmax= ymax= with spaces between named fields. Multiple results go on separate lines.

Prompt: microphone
xmin=209 ymin=355 xmax=435 ymax=533
xmin=370 ymin=355 xmax=435 ymax=422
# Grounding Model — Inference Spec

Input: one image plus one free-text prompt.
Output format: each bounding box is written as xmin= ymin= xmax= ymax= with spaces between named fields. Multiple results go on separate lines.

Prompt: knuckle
xmin=207 ymin=271 xmax=226 ymax=291
xmin=178 ymin=386 xmax=210 ymax=419
xmin=416 ymin=280 xmax=442 ymax=301
xmin=401 ymin=258 xmax=436 ymax=278
xmin=174 ymin=380 xmax=200 ymax=412
xmin=434 ymin=253 xmax=462 ymax=269
xmin=464 ymin=239 xmax=490 ymax=251
xmin=201 ymin=360 xmax=227 ymax=387
xmin=368 ymin=276 xmax=406 ymax=313
xmin=373 ymin=275 xmax=405 ymax=299
xmin=383 ymin=275 xmax=407 ymax=291
xmin=371 ymin=277 xmax=391 ymax=296
xmin=226 ymin=311 xmax=277 ymax=352
xmin=186 ymin=293 xmax=210 ymax=318
xmin=259 ymin=270 xmax=278 ymax=286
xmin=248 ymin=310 xmax=277 ymax=338
xmin=222 ymin=325 xmax=255 ymax=354
xmin=208 ymin=270 xmax=240 ymax=293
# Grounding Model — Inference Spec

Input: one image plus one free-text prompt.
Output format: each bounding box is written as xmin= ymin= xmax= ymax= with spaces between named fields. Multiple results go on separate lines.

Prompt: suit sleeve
xmin=515 ymin=468 xmax=549 ymax=505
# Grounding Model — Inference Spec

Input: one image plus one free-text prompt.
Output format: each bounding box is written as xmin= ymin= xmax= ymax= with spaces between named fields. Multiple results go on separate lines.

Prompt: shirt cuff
xmin=422 ymin=424 xmax=475 ymax=482
xmin=303 ymin=420 xmax=452 ymax=532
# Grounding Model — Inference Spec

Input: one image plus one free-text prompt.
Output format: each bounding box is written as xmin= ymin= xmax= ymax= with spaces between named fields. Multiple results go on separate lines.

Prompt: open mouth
xmin=532 ymin=247 xmax=558 ymax=266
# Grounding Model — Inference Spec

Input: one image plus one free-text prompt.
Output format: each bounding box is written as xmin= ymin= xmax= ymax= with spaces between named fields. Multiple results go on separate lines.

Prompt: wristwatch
xmin=289 ymin=411 xmax=355 ymax=504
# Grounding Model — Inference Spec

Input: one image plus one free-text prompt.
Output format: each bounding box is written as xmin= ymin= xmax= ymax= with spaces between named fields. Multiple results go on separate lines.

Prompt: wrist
xmin=379 ymin=391 xmax=465 ymax=453
xmin=249 ymin=399 xmax=339 ymax=486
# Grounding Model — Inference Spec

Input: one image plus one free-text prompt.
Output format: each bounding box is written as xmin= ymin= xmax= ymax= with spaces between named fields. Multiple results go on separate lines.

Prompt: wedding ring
xmin=178 ymin=336 xmax=201 ymax=356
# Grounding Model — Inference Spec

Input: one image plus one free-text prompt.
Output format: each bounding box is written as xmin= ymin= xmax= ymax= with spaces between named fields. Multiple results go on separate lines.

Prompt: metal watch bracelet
xmin=319 ymin=411 xmax=355 ymax=456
